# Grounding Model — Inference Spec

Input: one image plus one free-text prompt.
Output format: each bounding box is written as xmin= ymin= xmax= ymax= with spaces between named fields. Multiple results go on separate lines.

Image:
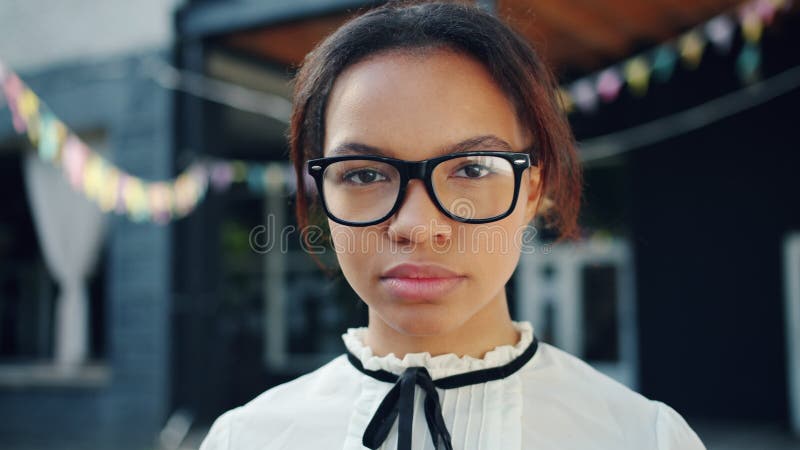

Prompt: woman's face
xmin=323 ymin=48 xmax=542 ymax=337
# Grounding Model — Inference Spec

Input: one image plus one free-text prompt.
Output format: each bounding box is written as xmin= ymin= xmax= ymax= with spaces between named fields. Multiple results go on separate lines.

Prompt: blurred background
xmin=1 ymin=0 xmax=799 ymax=449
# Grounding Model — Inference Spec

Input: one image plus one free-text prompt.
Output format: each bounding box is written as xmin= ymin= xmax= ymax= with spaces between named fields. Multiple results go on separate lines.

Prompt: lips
xmin=381 ymin=263 xmax=462 ymax=279
xmin=379 ymin=263 xmax=466 ymax=301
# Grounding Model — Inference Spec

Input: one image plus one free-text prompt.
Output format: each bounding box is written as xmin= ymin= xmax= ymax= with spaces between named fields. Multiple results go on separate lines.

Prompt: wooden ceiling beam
xmin=225 ymin=12 xmax=355 ymax=67
xmin=503 ymin=16 xmax=607 ymax=72
xmin=651 ymin=0 xmax=742 ymax=27
xmin=539 ymin=34 xmax=607 ymax=72
xmin=574 ymin=0 xmax=683 ymax=40
xmin=222 ymin=0 xmax=756 ymax=78
xmin=499 ymin=0 xmax=631 ymax=58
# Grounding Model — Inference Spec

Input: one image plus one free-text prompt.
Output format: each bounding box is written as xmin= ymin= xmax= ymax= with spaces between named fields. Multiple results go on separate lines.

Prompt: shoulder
xmin=521 ymin=342 xmax=706 ymax=449
xmin=198 ymin=354 xmax=360 ymax=450
xmin=243 ymin=353 xmax=358 ymax=413
xmin=652 ymin=400 xmax=707 ymax=450
xmin=529 ymin=342 xmax=646 ymax=404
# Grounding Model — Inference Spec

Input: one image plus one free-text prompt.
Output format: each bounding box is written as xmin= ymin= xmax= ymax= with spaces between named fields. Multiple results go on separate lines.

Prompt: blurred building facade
xmin=0 ymin=1 xmax=178 ymax=449
xmin=1 ymin=1 xmax=799 ymax=449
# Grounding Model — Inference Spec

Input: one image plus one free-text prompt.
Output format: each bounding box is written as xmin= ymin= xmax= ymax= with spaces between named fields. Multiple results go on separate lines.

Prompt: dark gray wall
xmin=570 ymin=14 xmax=800 ymax=422
xmin=0 ymin=51 xmax=173 ymax=450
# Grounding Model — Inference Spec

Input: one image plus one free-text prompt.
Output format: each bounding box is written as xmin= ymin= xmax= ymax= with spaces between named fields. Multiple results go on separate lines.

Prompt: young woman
xmin=200 ymin=1 xmax=706 ymax=449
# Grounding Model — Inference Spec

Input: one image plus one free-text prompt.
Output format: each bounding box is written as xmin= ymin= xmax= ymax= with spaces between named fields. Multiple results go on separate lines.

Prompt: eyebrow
xmin=327 ymin=134 xmax=515 ymax=158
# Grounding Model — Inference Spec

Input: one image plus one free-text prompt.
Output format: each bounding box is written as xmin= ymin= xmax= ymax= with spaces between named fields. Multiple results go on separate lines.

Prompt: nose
xmin=387 ymin=179 xmax=452 ymax=245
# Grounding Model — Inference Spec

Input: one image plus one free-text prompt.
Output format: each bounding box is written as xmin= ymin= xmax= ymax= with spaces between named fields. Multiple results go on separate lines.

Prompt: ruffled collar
xmin=341 ymin=320 xmax=535 ymax=380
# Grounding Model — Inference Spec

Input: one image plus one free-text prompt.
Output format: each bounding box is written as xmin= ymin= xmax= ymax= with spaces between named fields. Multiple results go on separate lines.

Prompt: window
xmin=0 ymin=132 xmax=109 ymax=386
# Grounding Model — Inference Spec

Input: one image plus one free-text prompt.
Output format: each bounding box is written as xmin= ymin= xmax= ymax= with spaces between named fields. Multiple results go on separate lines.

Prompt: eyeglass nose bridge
xmin=393 ymin=160 xmax=440 ymax=211
xmin=399 ymin=160 xmax=430 ymax=181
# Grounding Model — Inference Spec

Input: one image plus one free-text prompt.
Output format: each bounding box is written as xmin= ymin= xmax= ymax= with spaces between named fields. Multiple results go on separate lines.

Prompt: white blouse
xmin=199 ymin=321 xmax=706 ymax=450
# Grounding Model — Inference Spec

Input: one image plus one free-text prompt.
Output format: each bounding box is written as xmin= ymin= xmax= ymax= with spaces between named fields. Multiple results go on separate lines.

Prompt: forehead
xmin=323 ymin=48 xmax=530 ymax=158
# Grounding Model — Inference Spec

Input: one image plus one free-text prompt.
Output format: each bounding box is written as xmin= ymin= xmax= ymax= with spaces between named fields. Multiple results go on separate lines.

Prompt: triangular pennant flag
xmin=148 ymin=182 xmax=173 ymax=224
xmin=679 ymin=30 xmax=707 ymax=69
xmin=2 ymin=73 xmax=26 ymax=132
xmin=556 ymin=87 xmax=574 ymax=113
xmin=210 ymin=161 xmax=234 ymax=191
xmin=755 ymin=0 xmax=778 ymax=25
xmin=173 ymin=171 xmax=196 ymax=217
xmin=651 ymin=45 xmax=678 ymax=82
xmin=247 ymin=164 xmax=266 ymax=193
xmin=19 ymin=88 xmax=41 ymax=142
xmin=596 ymin=67 xmax=623 ymax=103
xmin=624 ymin=57 xmax=651 ymax=96
xmin=125 ymin=177 xmax=149 ymax=222
xmin=265 ymin=163 xmax=285 ymax=193
xmin=705 ymin=15 xmax=736 ymax=53
xmin=232 ymin=160 xmax=247 ymax=183
xmin=737 ymin=43 xmax=762 ymax=83
xmin=104 ymin=167 xmax=120 ymax=214
xmin=740 ymin=5 xmax=764 ymax=43
xmin=191 ymin=164 xmax=208 ymax=202
xmin=569 ymin=79 xmax=598 ymax=114
xmin=61 ymin=134 xmax=89 ymax=190
xmin=37 ymin=111 xmax=64 ymax=162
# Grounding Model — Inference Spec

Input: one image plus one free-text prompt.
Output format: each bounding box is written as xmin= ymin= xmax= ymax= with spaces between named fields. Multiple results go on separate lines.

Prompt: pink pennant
xmin=596 ymin=68 xmax=623 ymax=103
xmin=755 ymin=0 xmax=777 ymax=24
xmin=148 ymin=183 xmax=173 ymax=224
xmin=61 ymin=135 xmax=90 ymax=189
xmin=3 ymin=73 xmax=26 ymax=132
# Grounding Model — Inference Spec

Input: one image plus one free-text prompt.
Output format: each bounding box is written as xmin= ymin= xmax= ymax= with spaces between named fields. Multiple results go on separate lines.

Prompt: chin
xmin=386 ymin=307 xmax=458 ymax=336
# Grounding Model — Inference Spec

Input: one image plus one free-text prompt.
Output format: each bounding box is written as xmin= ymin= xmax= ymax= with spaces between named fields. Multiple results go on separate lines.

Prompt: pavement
xmin=692 ymin=419 xmax=800 ymax=450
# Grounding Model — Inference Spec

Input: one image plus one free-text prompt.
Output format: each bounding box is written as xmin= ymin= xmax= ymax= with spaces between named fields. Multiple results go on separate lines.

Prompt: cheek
xmin=330 ymin=222 xmax=359 ymax=266
xmin=329 ymin=221 xmax=380 ymax=288
xmin=462 ymin=217 xmax=526 ymax=284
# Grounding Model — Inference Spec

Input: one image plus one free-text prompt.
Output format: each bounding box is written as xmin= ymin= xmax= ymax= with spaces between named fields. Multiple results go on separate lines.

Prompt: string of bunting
xmin=558 ymin=0 xmax=793 ymax=114
xmin=0 ymin=60 xmax=297 ymax=225
xmin=0 ymin=0 xmax=794 ymax=224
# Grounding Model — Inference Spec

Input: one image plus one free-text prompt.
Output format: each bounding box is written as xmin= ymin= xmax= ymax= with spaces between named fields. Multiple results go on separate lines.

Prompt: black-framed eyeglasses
xmin=306 ymin=150 xmax=536 ymax=226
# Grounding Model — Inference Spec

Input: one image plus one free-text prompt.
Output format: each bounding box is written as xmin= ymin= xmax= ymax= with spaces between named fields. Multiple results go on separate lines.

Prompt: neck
xmin=363 ymin=289 xmax=520 ymax=359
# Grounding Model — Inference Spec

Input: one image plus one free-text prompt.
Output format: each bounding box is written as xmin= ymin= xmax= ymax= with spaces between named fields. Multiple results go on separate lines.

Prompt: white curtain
xmin=22 ymin=152 xmax=107 ymax=370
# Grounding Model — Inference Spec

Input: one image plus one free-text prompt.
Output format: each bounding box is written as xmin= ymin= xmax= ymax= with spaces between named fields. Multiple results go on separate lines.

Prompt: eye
xmin=343 ymin=169 xmax=389 ymax=185
xmin=453 ymin=164 xmax=491 ymax=179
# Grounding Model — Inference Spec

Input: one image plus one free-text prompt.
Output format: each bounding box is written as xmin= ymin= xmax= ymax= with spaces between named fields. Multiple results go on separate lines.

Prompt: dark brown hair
xmin=288 ymin=0 xmax=583 ymax=268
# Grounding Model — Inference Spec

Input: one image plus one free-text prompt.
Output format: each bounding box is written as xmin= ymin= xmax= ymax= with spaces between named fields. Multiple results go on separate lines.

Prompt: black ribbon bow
xmin=362 ymin=366 xmax=453 ymax=450
xmin=347 ymin=335 xmax=539 ymax=450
